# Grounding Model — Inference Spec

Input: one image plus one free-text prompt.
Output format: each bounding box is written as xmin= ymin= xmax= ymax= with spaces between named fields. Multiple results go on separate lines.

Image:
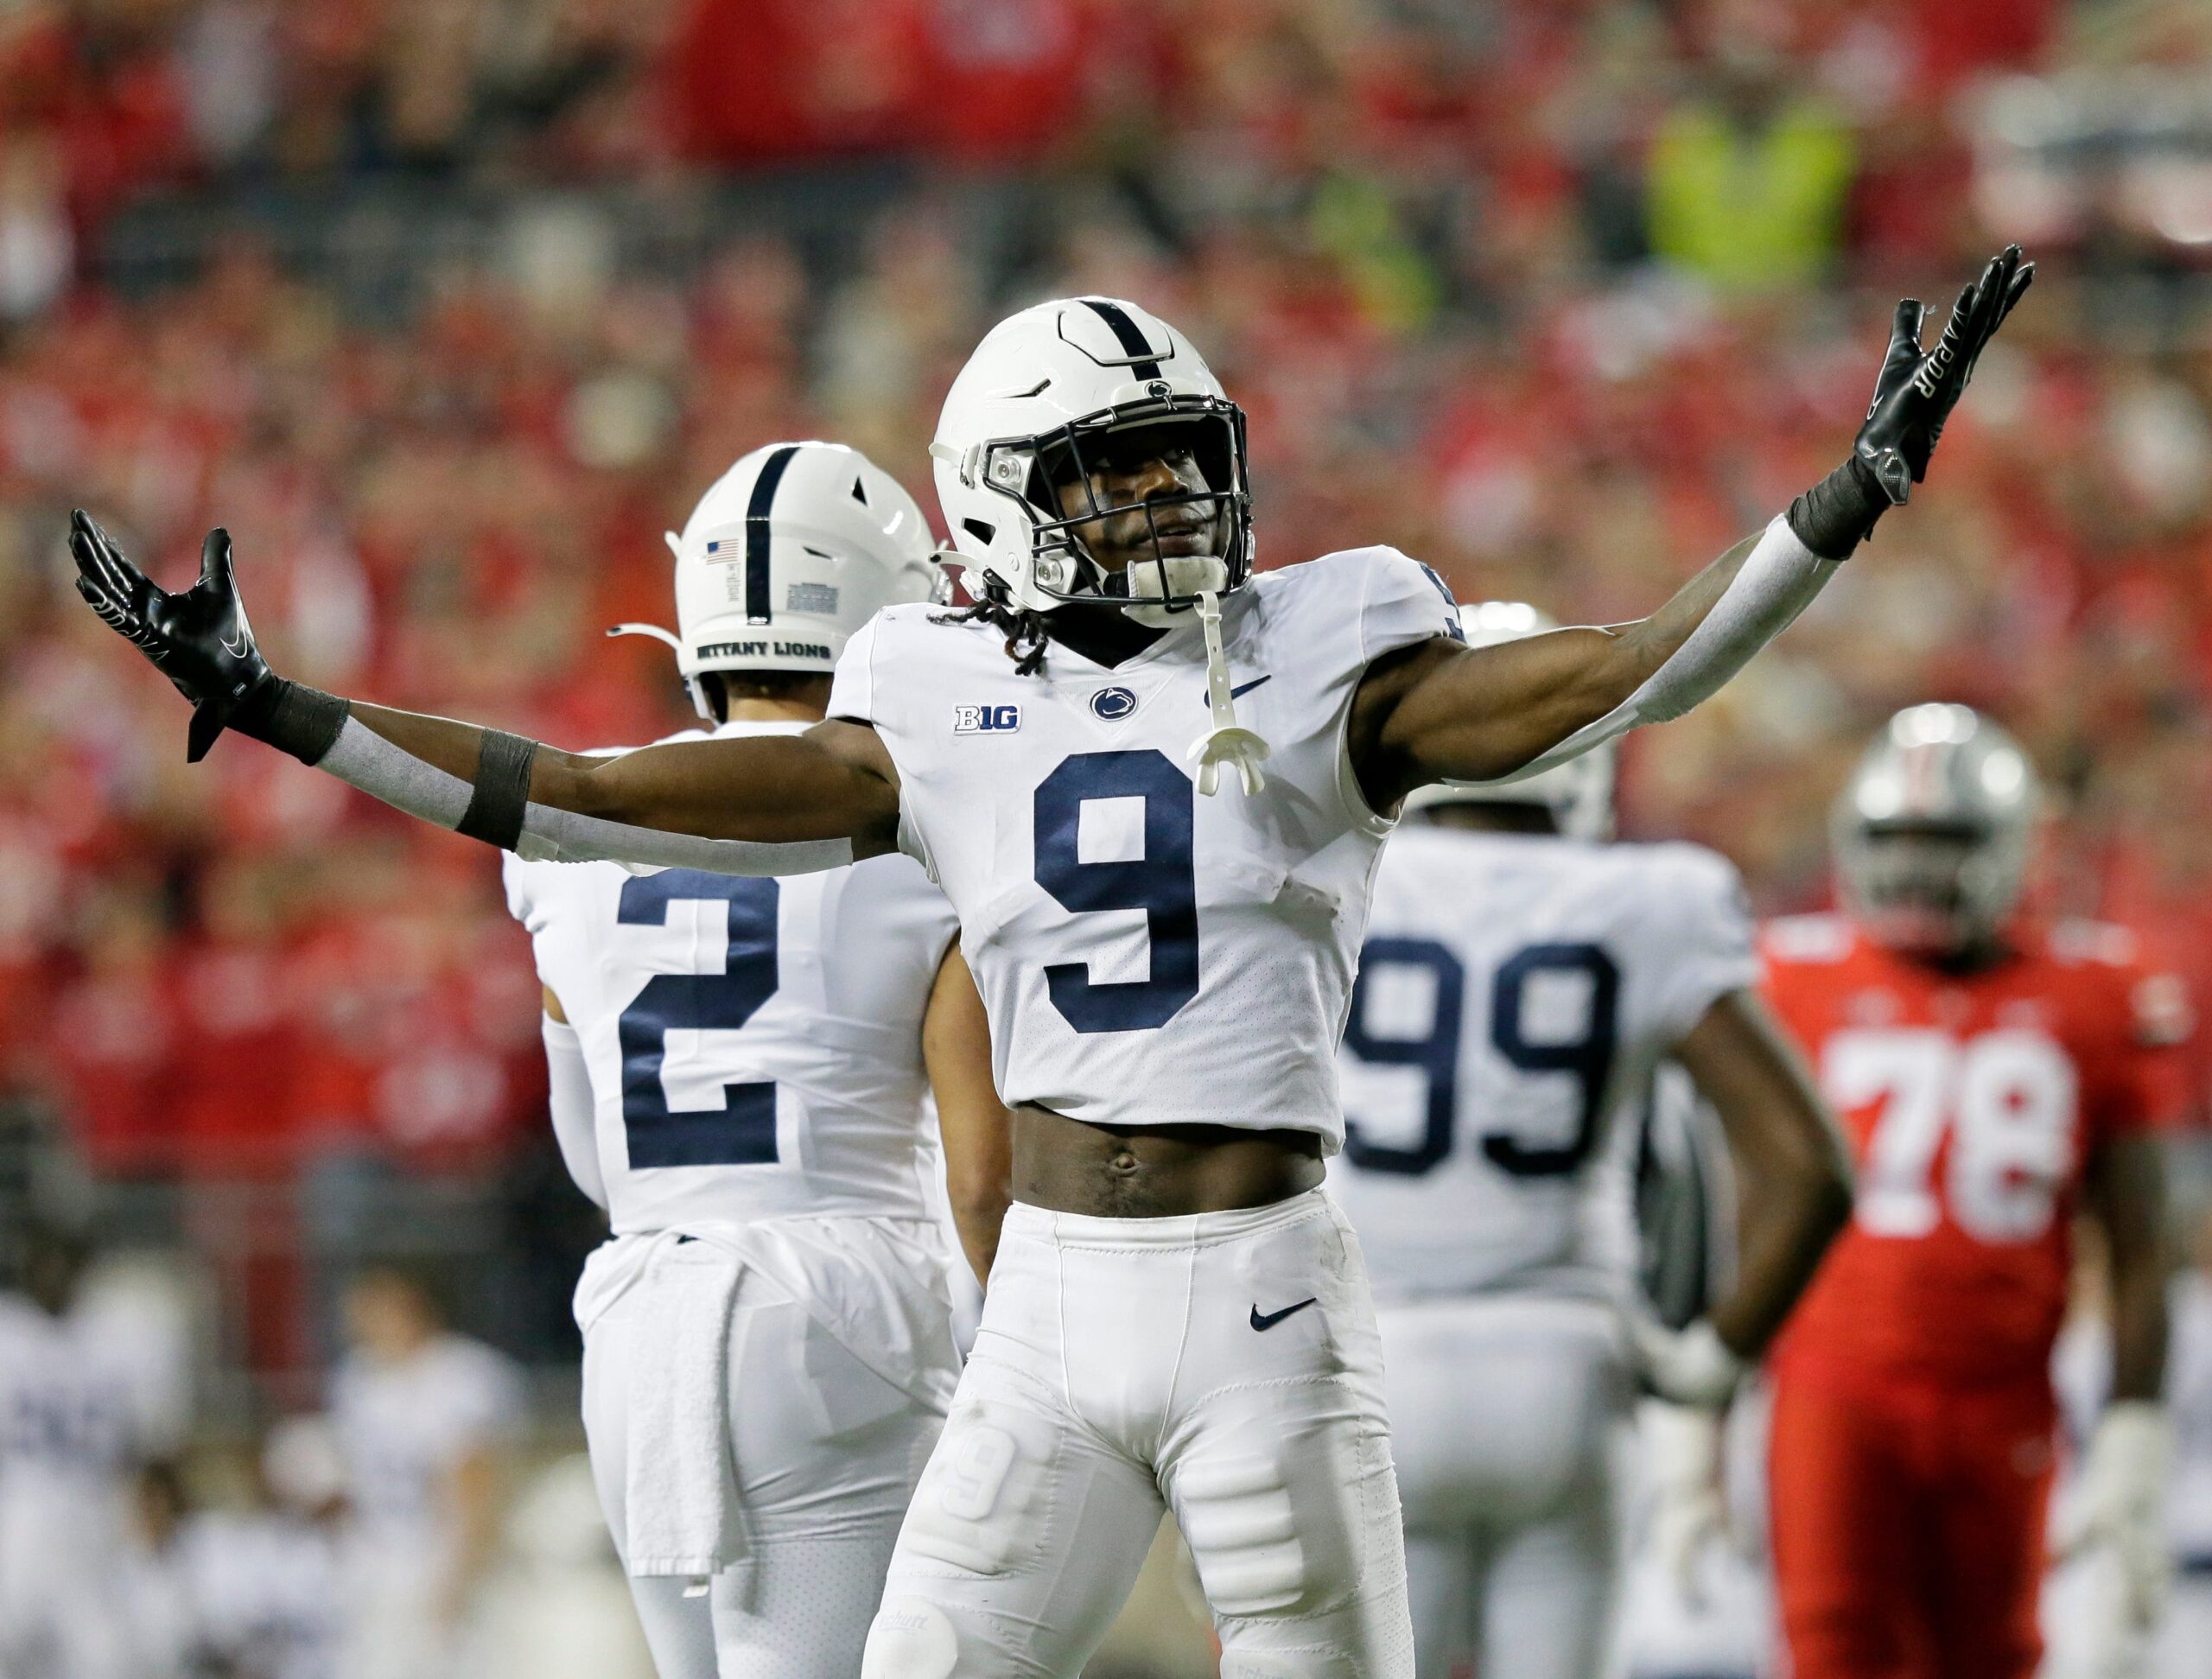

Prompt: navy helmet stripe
xmin=745 ymin=444 xmax=802 ymax=624
xmin=1078 ymin=299 xmax=1164 ymax=380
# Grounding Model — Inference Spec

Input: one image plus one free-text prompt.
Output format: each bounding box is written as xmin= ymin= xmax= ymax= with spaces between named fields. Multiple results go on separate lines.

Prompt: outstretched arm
xmin=348 ymin=697 xmax=904 ymax=863
xmin=1353 ymin=246 xmax=2033 ymax=811
xmin=70 ymin=512 xmax=903 ymax=872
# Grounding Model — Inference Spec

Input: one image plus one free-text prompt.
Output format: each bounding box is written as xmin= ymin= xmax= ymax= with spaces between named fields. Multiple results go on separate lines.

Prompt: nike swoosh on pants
xmin=1249 ymin=1296 xmax=1317 ymax=1332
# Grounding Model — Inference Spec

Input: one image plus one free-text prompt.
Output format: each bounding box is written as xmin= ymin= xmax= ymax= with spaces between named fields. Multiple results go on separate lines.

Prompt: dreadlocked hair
xmin=932 ymin=586 xmax=1048 ymax=676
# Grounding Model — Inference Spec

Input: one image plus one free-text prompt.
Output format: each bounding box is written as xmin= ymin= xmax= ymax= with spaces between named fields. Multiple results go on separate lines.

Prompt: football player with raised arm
xmin=1329 ymin=601 xmax=1850 ymax=1679
xmin=73 ymin=246 xmax=2030 ymax=1678
xmin=1754 ymin=706 xmax=2189 ymax=1679
xmin=503 ymin=442 xmax=1011 ymax=1679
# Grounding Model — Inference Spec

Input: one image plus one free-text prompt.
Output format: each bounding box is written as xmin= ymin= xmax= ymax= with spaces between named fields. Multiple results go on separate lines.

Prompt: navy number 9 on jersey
xmin=616 ymin=871 xmax=781 ymax=1167
xmin=1341 ymin=938 xmax=1465 ymax=1174
xmin=1033 ymin=750 xmax=1200 ymax=1033
xmin=1484 ymin=942 xmax=1619 ymax=1176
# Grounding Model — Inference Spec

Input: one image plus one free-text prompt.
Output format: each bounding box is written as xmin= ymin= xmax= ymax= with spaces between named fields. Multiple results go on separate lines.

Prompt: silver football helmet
xmin=1834 ymin=703 xmax=2040 ymax=954
xmin=1402 ymin=601 xmax=1617 ymax=841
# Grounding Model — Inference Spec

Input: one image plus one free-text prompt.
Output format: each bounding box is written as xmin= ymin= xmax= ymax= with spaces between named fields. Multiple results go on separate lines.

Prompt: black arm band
xmin=1786 ymin=455 xmax=1890 ymax=561
xmin=230 ymin=678 xmax=351 ymax=765
xmin=456 ymin=729 xmax=539 ymax=849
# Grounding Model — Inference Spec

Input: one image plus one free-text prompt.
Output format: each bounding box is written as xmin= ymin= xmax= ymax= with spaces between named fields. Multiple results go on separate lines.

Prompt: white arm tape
xmin=512 ymin=803 xmax=855 ymax=874
xmin=1498 ymin=516 xmax=1837 ymax=785
xmin=320 ymin=715 xmax=474 ymax=824
xmin=543 ymin=1016 xmax=607 ymax=1211
xmin=315 ymin=717 xmax=855 ymax=876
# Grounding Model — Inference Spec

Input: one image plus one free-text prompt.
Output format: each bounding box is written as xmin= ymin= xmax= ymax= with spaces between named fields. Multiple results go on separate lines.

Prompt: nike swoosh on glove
xmin=70 ymin=512 xmax=276 ymax=761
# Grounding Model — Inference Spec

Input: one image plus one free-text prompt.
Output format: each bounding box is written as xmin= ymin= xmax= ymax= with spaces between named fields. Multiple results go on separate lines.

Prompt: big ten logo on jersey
xmin=953 ymin=703 xmax=1021 ymax=735
xmin=1822 ymin=1026 xmax=2076 ymax=1243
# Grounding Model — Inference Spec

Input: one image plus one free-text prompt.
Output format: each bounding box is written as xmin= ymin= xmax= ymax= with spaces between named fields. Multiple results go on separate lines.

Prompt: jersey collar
xmin=1039 ymin=603 xmax=1168 ymax=670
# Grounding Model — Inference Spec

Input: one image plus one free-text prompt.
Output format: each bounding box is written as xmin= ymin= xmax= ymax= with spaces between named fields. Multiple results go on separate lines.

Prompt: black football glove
xmin=71 ymin=510 xmax=276 ymax=761
xmin=1854 ymin=243 xmax=2034 ymax=505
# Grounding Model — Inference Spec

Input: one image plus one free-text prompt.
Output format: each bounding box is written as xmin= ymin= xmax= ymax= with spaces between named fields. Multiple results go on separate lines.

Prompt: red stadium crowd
xmin=2 ymin=0 xmax=2209 ymax=1180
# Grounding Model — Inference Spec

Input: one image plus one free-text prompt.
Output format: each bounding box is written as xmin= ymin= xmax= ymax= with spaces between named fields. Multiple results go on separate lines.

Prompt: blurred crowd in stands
xmin=1 ymin=0 xmax=2209 ymax=1206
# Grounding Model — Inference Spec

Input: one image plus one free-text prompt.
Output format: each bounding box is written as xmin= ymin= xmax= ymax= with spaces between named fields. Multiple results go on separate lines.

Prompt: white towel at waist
xmin=596 ymin=1230 xmax=750 ymax=1581
xmin=575 ymin=1216 xmax=960 ymax=1416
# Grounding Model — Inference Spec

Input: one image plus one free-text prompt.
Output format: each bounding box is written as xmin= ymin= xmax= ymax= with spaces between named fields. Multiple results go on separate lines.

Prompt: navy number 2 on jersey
xmin=616 ymin=871 xmax=781 ymax=1166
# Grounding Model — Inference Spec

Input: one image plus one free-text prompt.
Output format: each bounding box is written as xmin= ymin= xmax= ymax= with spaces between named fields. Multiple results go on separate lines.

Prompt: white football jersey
xmin=830 ymin=547 xmax=1462 ymax=1146
xmin=2171 ymin=1272 xmax=2212 ymax=1558
xmin=331 ymin=1331 xmax=523 ymax=1546
xmin=0 ymin=1290 xmax=185 ymax=1649
xmin=1329 ymin=828 xmax=1757 ymax=1303
xmin=504 ymin=721 xmax=961 ymax=1235
xmin=0 ymin=1294 xmax=154 ymax=1492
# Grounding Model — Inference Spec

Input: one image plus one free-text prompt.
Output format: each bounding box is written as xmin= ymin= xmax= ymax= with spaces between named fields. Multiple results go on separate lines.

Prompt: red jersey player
xmin=1758 ymin=703 xmax=2192 ymax=1679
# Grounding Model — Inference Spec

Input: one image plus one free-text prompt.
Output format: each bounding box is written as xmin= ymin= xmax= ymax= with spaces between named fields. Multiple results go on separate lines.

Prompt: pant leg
xmin=611 ymin=1576 xmax=721 ymax=1679
xmin=1481 ymin=1485 xmax=1627 ymax=1679
xmin=1767 ymin=1369 xmax=1938 ymax=1679
xmin=583 ymin=1263 xmax=945 ymax=1679
xmin=1402 ymin=1530 xmax=1479 ymax=1679
xmin=1923 ymin=1383 xmax=2054 ymax=1679
xmin=1160 ymin=1192 xmax=1414 ymax=1678
xmin=862 ymin=1212 xmax=1170 ymax=1678
xmin=2157 ymin=1574 xmax=2212 ymax=1679
xmin=1382 ymin=1296 xmax=1632 ymax=1679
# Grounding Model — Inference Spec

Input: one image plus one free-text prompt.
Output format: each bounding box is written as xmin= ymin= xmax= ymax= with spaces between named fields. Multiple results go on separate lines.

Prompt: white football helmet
xmin=1402 ymin=600 xmax=1618 ymax=841
xmin=614 ymin=441 xmax=938 ymax=720
xmin=1834 ymin=703 xmax=2039 ymax=954
xmin=930 ymin=296 xmax=1253 ymax=626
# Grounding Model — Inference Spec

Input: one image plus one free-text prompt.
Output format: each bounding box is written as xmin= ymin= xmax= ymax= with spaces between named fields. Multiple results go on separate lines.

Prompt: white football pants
xmin=862 ymin=1188 xmax=1414 ymax=1677
xmin=1379 ymin=1294 xmax=1634 ymax=1679
xmin=2161 ymin=1572 xmax=2212 ymax=1679
xmin=581 ymin=1264 xmax=945 ymax=1679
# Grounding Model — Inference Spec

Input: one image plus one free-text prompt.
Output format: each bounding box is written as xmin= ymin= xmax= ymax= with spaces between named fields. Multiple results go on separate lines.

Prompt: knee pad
xmin=861 ymin=1595 xmax=959 ymax=1679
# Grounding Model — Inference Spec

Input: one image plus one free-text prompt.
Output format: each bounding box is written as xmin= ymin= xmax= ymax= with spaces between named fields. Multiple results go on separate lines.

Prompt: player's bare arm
xmin=2088 ymin=1132 xmax=2171 ymax=1403
xmin=1351 ymin=245 xmax=2033 ymax=811
xmin=355 ymin=698 xmax=902 ymax=849
xmin=1672 ymin=989 xmax=1853 ymax=1360
xmin=922 ymin=944 xmax=1014 ymax=1287
xmin=68 ymin=507 xmax=904 ymax=868
xmin=439 ymin=1444 xmax=507 ymax=1629
xmin=1352 ymin=529 xmax=1758 ymax=804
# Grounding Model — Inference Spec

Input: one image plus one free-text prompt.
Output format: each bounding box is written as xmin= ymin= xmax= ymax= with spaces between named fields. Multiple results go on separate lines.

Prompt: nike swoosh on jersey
xmin=1249 ymin=1296 xmax=1318 ymax=1332
xmin=1200 ymin=674 xmax=1272 ymax=703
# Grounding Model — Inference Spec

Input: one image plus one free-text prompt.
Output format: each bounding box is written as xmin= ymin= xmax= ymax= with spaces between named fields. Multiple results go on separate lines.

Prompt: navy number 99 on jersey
xmin=1033 ymin=749 xmax=1200 ymax=1032
xmin=1344 ymin=939 xmax=1619 ymax=1178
